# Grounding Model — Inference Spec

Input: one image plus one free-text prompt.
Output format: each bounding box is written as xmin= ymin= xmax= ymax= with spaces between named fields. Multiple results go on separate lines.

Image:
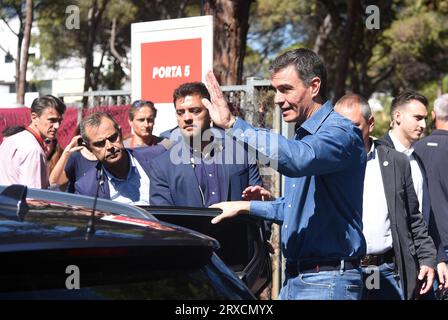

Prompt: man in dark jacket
xmin=75 ymin=112 xmax=167 ymax=203
xmin=414 ymin=93 xmax=448 ymax=294
xmin=335 ymin=94 xmax=436 ymax=300
xmin=381 ymin=91 xmax=448 ymax=296
xmin=149 ymin=82 xmax=262 ymax=207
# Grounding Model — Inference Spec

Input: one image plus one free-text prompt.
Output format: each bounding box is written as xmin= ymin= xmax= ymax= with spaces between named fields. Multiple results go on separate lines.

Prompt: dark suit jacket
xmin=382 ymin=133 xmax=448 ymax=264
xmin=414 ymin=130 xmax=448 ymax=254
xmin=375 ymin=140 xmax=436 ymax=299
xmin=149 ymin=130 xmax=263 ymax=207
xmin=75 ymin=145 xmax=166 ymax=199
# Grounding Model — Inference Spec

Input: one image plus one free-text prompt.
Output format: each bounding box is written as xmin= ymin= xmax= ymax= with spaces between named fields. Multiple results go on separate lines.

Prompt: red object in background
xmin=141 ymin=38 xmax=202 ymax=104
xmin=0 ymin=105 xmax=132 ymax=148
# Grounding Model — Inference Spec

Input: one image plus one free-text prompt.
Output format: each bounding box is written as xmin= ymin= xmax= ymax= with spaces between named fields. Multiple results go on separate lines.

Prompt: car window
xmin=0 ymin=265 xmax=245 ymax=300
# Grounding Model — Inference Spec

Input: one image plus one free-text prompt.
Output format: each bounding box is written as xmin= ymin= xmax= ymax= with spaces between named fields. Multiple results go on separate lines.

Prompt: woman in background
xmin=123 ymin=100 xmax=163 ymax=148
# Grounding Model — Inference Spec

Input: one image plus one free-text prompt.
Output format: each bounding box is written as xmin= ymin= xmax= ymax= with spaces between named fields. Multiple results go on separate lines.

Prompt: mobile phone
xmin=77 ymin=137 xmax=85 ymax=146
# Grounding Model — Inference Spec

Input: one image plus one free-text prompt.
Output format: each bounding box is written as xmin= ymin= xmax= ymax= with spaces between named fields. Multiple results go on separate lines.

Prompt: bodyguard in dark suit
xmin=149 ymin=82 xmax=262 ymax=207
xmin=381 ymin=91 xmax=448 ymax=294
xmin=414 ymin=93 xmax=448 ymax=293
xmin=335 ymin=94 xmax=436 ymax=300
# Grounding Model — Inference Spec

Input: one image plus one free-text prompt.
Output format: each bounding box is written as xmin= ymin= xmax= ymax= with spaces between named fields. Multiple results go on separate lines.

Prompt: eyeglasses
xmin=91 ymin=132 xmax=120 ymax=148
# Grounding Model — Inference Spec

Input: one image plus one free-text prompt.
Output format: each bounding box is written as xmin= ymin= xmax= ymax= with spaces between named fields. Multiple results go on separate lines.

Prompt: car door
xmin=140 ymin=205 xmax=272 ymax=296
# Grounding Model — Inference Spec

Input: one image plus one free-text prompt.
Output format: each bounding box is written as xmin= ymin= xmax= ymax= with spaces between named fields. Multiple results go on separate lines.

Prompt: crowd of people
xmin=0 ymin=48 xmax=447 ymax=300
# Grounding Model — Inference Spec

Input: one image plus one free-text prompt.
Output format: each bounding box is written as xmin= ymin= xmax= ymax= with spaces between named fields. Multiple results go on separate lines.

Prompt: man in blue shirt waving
xmin=204 ymin=48 xmax=367 ymax=300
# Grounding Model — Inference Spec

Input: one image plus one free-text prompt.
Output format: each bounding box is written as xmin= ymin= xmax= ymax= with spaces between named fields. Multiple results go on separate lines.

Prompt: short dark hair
xmin=129 ymin=100 xmax=157 ymax=121
xmin=2 ymin=125 xmax=25 ymax=137
xmin=391 ymin=90 xmax=428 ymax=117
xmin=173 ymin=82 xmax=211 ymax=106
xmin=30 ymin=95 xmax=66 ymax=116
xmin=80 ymin=112 xmax=120 ymax=143
xmin=269 ymin=48 xmax=327 ymax=99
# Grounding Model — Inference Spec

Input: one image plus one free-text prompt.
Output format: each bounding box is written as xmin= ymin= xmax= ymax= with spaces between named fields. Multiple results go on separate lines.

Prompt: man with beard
xmin=149 ymin=82 xmax=263 ymax=207
xmin=75 ymin=112 xmax=167 ymax=204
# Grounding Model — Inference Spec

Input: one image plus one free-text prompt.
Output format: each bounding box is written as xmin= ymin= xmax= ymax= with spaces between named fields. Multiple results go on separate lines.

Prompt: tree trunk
xmin=82 ymin=0 xmax=109 ymax=107
xmin=332 ymin=0 xmax=360 ymax=102
xmin=17 ymin=0 xmax=33 ymax=106
xmin=204 ymin=0 xmax=253 ymax=85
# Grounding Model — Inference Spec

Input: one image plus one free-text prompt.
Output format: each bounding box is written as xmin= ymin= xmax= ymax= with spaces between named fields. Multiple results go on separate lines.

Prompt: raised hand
xmin=202 ymin=70 xmax=236 ymax=129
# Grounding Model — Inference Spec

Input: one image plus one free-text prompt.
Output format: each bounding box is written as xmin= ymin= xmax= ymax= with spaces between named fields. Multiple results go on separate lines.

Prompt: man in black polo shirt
xmin=414 ymin=94 xmax=448 ymax=294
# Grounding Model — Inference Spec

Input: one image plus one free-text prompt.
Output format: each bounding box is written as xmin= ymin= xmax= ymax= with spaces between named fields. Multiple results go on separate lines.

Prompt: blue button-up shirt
xmin=229 ymin=101 xmax=367 ymax=261
xmin=192 ymin=158 xmax=223 ymax=207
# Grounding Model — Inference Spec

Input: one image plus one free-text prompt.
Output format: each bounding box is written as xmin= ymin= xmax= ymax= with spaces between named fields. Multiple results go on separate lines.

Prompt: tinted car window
xmin=0 ymin=262 xmax=245 ymax=300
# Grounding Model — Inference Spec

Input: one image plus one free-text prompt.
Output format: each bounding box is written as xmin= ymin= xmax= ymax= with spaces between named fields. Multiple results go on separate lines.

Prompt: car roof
xmin=0 ymin=185 xmax=219 ymax=253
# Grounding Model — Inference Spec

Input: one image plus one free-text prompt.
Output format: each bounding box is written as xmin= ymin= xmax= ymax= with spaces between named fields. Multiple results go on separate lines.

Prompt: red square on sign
xmin=141 ymin=38 xmax=202 ymax=104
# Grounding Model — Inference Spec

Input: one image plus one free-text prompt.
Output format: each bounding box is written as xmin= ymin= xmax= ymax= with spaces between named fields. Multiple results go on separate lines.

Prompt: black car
xmin=142 ymin=205 xmax=272 ymax=295
xmin=0 ymin=185 xmax=256 ymax=299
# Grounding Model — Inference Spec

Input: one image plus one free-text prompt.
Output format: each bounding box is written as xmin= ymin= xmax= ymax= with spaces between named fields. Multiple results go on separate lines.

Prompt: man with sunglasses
xmin=74 ymin=112 xmax=168 ymax=204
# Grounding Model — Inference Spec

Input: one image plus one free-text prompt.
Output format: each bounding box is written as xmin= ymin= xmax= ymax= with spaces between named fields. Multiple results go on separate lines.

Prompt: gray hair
xmin=334 ymin=93 xmax=372 ymax=122
xmin=434 ymin=94 xmax=448 ymax=121
xmin=80 ymin=112 xmax=120 ymax=143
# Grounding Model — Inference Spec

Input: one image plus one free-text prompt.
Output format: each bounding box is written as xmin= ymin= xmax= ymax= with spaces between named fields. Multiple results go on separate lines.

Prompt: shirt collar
xmin=367 ymin=138 xmax=376 ymax=161
xmin=299 ymin=100 xmax=333 ymax=135
xmin=388 ymin=130 xmax=414 ymax=156
xmin=432 ymin=129 xmax=448 ymax=136
xmin=104 ymin=150 xmax=136 ymax=182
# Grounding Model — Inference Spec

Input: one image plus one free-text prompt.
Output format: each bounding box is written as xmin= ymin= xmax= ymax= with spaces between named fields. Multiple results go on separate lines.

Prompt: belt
xmin=361 ymin=248 xmax=395 ymax=267
xmin=286 ymin=259 xmax=360 ymax=276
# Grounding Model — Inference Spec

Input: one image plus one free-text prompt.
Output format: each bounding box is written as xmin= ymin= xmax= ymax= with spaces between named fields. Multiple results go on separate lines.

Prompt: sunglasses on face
xmin=91 ymin=132 xmax=120 ymax=148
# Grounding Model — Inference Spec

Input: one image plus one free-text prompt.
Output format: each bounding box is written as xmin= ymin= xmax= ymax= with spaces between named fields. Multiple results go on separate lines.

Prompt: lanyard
xmin=26 ymin=126 xmax=45 ymax=150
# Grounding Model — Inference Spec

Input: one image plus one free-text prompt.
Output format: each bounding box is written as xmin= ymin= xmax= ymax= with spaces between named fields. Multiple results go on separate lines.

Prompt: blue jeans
xmin=279 ymin=267 xmax=363 ymax=300
xmin=361 ymin=262 xmax=404 ymax=300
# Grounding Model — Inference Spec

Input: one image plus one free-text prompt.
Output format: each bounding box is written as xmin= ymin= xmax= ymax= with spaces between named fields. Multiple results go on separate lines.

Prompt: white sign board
xmin=131 ymin=16 xmax=213 ymax=135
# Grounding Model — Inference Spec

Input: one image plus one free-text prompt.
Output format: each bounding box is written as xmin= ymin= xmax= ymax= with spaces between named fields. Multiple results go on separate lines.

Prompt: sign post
xmin=131 ymin=16 xmax=213 ymax=135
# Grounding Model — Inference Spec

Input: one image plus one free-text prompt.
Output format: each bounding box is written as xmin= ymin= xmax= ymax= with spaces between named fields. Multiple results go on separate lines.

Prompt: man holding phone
xmin=74 ymin=112 xmax=168 ymax=204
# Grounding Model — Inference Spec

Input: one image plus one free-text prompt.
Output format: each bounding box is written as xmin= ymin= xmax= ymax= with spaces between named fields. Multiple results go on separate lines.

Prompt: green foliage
xmin=371 ymin=95 xmax=393 ymax=139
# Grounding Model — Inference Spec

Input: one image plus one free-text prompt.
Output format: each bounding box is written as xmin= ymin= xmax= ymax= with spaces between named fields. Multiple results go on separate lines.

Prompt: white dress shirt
xmin=389 ymin=131 xmax=424 ymax=213
xmin=104 ymin=151 xmax=150 ymax=205
xmin=0 ymin=130 xmax=49 ymax=189
xmin=363 ymin=142 xmax=393 ymax=255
